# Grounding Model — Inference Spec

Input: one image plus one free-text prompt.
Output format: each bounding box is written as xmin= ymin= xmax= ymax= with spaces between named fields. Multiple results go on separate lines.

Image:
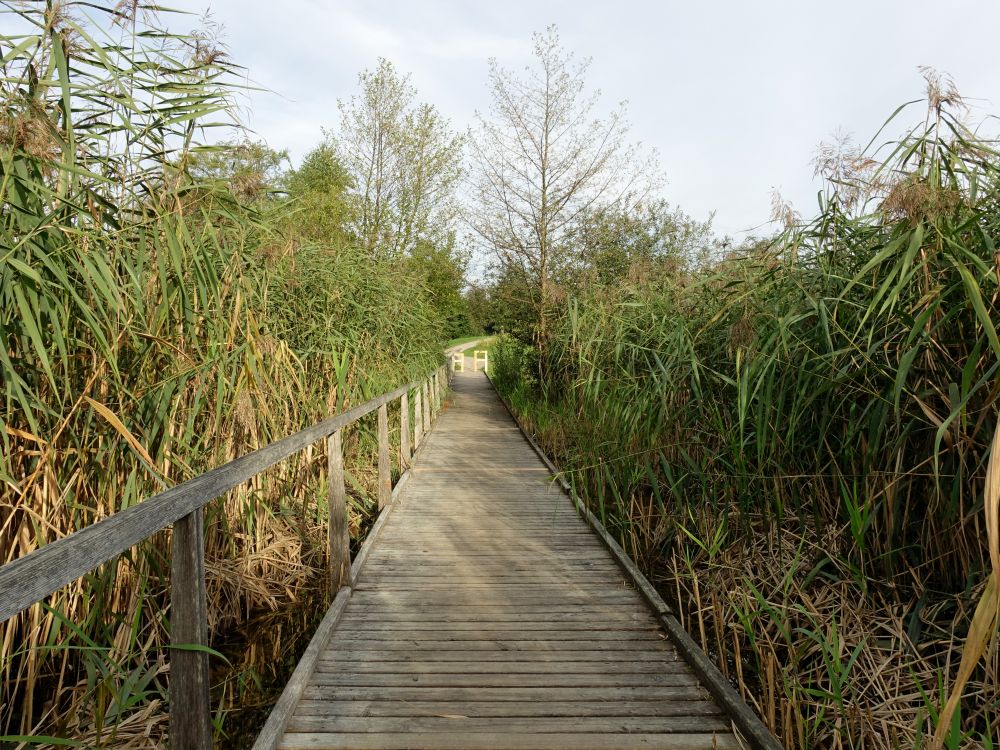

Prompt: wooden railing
xmin=0 ymin=357 xmax=456 ymax=749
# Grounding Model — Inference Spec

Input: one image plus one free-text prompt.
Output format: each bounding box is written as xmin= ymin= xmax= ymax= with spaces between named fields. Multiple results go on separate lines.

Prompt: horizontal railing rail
xmin=0 ymin=345 xmax=469 ymax=748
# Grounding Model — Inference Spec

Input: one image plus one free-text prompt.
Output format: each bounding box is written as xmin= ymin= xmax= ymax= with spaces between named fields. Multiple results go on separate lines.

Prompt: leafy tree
xmin=574 ymin=200 xmax=715 ymax=285
xmin=405 ymin=238 xmax=472 ymax=337
xmin=336 ymin=58 xmax=464 ymax=259
xmin=284 ymin=139 xmax=354 ymax=245
xmin=188 ymin=138 xmax=289 ymax=202
xmin=469 ymin=26 xmax=657 ymax=349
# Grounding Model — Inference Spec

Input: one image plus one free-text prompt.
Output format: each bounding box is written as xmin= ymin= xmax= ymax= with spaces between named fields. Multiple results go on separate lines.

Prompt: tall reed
xmin=1 ymin=3 xmax=446 ymax=745
xmin=492 ymin=78 xmax=1000 ymax=748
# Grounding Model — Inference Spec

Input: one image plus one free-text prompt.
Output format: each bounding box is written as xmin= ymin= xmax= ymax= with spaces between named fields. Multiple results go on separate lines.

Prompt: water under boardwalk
xmin=273 ymin=367 xmax=744 ymax=749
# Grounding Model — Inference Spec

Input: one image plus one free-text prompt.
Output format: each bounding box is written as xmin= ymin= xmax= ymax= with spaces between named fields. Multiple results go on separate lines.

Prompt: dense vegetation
xmin=488 ymin=73 xmax=1000 ymax=748
xmin=3 ymin=4 xmax=998 ymax=749
xmin=0 ymin=3 xmax=468 ymax=746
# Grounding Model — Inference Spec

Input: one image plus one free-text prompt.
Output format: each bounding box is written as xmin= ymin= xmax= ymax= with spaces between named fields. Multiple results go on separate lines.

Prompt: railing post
xmin=170 ymin=508 xmax=212 ymax=750
xmin=431 ymin=371 xmax=439 ymax=415
xmin=413 ymin=387 xmax=423 ymax=449
xmin=327 ymin=429 xmax=352 ymax=591
xmin=377 ymin=403 xmax=391 ymax=509
xmin=422 ymin=380 xmax=431 ymax=433
xmin=399 ymin=391 xmax=410 ymax=471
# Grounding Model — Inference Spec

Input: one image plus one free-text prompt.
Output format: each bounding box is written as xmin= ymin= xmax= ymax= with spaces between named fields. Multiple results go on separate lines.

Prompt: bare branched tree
xmin=337 ymin=58 xmax=463 ymax=258
xmin=468 ymin=25 xmax=659 ymax=348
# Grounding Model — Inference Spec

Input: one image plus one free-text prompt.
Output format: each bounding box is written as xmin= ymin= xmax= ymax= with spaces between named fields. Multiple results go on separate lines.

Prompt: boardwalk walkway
xmin=269 ymin=366 xmax=744 ymax=749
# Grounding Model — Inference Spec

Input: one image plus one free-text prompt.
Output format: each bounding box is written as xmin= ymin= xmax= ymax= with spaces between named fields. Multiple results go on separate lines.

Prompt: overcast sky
xmin=169 ymin=0 xmax=1000 ymax=240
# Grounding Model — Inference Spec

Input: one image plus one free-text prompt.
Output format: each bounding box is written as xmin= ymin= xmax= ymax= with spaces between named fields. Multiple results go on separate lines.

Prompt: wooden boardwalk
xmin=265 ymin=364 xmax=748 ymax=749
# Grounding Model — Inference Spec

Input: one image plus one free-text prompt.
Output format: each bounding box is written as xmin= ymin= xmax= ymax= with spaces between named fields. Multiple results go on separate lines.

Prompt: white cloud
xmin=169 ymin=0 xmax=1000 ymax=238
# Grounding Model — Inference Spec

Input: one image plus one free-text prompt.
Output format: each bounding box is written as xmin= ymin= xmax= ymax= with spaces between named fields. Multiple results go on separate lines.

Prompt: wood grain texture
xmin=265 ymin=370 xmax=746 ymax=750
xmin=413 ymin=387 xmax=423 ymax=450
xmin=169 ymin=509 xmax=211 ymax=750
xmin=327 ymin=430 xmax=351 ymax=592
xmin=377 ymin=403 xmax=391 ymax=510
xmin=399 ymin=392 xmax=410 ymax=472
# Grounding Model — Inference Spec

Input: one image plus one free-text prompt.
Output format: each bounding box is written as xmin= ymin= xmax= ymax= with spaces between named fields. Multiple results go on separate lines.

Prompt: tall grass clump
xmin=1 ymin=2 xmax=446 ymax=746
xmin=495 ymin=75 xmax=1000 ymax=748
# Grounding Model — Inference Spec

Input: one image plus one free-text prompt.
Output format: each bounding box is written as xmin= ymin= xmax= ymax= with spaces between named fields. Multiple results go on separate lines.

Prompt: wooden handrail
xmin=0 ymin=359 xmax=455 ymax=750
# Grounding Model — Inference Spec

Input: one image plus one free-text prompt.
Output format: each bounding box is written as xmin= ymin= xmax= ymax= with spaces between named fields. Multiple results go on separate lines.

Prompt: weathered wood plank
xmin=285 ymin=716 xmax=732 ymax=734
xmin=377 ymin=403 xmax=391 ymax=509
xmin=297 ymin=686 xmax=712 ymax=702
xmin=308 ymin=673 xmax=699 ymax=688
xmin=399 ymin=392 xmax=410 ymax=472
xmin=319 ymin=650 xmax=682 ymax=663
xmin=291 ymin=699 xmax=724 ymax=718
xmin=169 ymin=508 xmax=211 ymax=750
xmin=314 ymin=660 xmax=682 ymax=673
xmin=327 ymin=430 xmax=351 ymax=591
xmin=278 ymin=731 xmax=740 ymax=750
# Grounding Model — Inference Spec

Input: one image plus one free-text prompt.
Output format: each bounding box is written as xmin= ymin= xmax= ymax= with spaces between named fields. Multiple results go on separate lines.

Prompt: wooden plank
xmin=297 ymin=686 xmax=712 ymax=703
xmin=308 ymin=673 xmax=699 ymax=688
xmin=399 ymin=392 xmax=410 ymax=471
xmin=314 ymin=660 xmax=681 ymax=673
xmin=285 ymin=716 xmax=732 ymax=734
xmin=328 ymin=630 xmax=664 ymax=642
xmin=377 ymin=403 xmax=391 ymax=509
xmin=422 ymin=380 xmax=431 ymax=433
xmin=323 ymin=656 xmax=686 ymax=670
xmin=323 ymin=639 xmax=655 ymax=653
xmin=252 ymin=588 xmax=352 ymax=750
xmin=327 ymin=430 xmax=351 ymax=591
xmin=292 ymin=699 xmax=724 ymax=718
xmin=278 ymin=731 xmax=740 ymax=750
xmin=324 ymin=621 xmax=657 ymax=633
xmin=169 ymin=508 xmax=211 ymax=750
xmin=413 ymin=387 xmax=423 ymax=449
xmin=337 ymin=612 xmax=653 ymax=624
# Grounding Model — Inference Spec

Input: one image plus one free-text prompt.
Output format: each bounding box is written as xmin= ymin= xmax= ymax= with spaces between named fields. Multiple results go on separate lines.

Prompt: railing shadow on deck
xmin=0 ymin=344 xmax=474 ymax=749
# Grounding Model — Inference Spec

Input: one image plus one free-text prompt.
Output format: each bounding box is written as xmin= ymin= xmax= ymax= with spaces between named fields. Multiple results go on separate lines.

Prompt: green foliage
xmin=492 ymin=83 xmax=1000 ymax=747
xmin=573 ymin=199 xmax=715 ymax=286
xmin=406 ymin=239 xmax=472 ymax=338
xmin=336 ymin=58 xmax=464 ymax=260
xmin=283 ymin=138 xmax=354 ymax=244
xmin=0 ymin=3 xmax=448 ymax=744
xmin=188 ymin=138 xmax=290 ymax=202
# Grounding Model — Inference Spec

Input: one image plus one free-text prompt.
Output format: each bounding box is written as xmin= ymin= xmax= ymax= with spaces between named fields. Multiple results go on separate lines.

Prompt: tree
xmin=187 ymin=138 xmax=289 ymax=202
xmin=405 ymin=238 xmax=472 ymax=338
xmin=284 ymin=139 xmax=354 ymax=245
xmin=574 ymin=200 xmax=714 ymax=286
xmin=336 ymin=58 xmax=463 ymax=259
xmin=469 ymin=26 xmax=658 ymax=348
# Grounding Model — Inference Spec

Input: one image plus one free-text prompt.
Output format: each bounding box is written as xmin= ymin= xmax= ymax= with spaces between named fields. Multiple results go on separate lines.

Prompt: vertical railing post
xmin=327 ymin=429 xmax=352 ymax=591
xmin=399 ymin=391 xmax=410 ymax=472
xmin=170 ymin=508 xmax=212 ymax=750
xmin=422 ymin=380 xmax=431 ymax=433
xmin=431 ymin=371 xmax=439 ymax=415
xmin=413 ymin=387 xmax=423 ymax=450
xmin=377 ymin=403 xmax=391 ymax=509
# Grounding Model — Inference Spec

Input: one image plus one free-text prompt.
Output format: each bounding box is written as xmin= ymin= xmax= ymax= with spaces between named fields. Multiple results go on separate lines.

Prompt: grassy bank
xmin=489 ymin=85 xmax=999 ymax=749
